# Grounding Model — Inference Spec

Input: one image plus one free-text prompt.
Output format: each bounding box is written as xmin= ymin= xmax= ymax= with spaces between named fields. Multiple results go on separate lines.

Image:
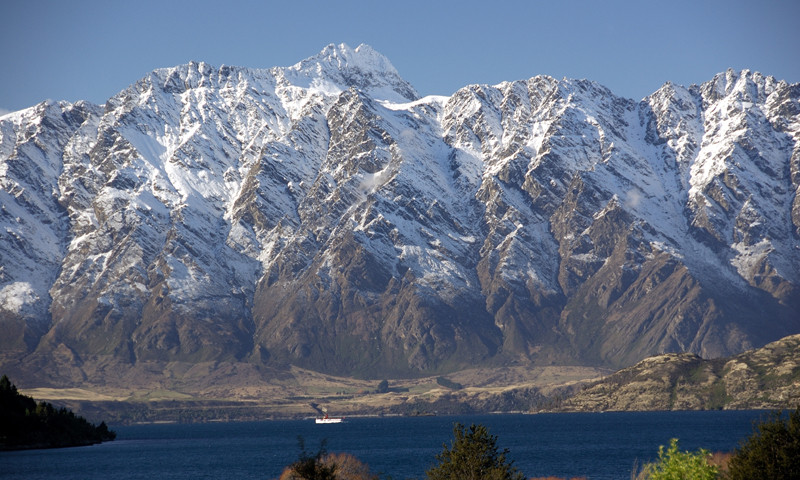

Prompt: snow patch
xmin=731 ymin=239 xmax=773 ymax=279
xmin=624 ymin=188 xmax=643 ymax=209
xmin=0 ymin=282 xmax=38 ymax=313
xmin=308 ymin=78 xmax=344 ymax=97
xmin=379 ymin=95 xmax=448 ymax=111
xmin=359 ymin=167 xmax=391 ymax=193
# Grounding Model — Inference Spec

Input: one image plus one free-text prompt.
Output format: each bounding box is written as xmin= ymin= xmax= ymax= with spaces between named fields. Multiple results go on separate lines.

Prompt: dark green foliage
xmin=435 ymin=377 xmax=463 ymax=390
xmin=0 ymin=374 xmax=116 ymax=450
xmin=376 ymin=380 xmax=389 ymax=393
xmin=288 ymin=437 xmax=338 ymax=480
xmin=726 ymin=407 xmax=800 ymax=480
xmin=426 ymin=423 xmax=525 ymax=480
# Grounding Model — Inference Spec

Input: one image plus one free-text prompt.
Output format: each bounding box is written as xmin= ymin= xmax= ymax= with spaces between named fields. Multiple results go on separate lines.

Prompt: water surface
xmin=1 ymin=410 xmax=766 ymax=479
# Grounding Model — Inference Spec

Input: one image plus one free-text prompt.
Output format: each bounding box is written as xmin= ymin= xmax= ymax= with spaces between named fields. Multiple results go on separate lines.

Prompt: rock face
xmin=1 ymin=44 xmax=799 ymax=385
xmin=554 ymin=334 xmax=800 ymax=411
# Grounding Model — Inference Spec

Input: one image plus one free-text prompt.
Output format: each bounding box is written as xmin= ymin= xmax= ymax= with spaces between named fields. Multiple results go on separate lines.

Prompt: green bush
xmin=637 ymin=438 xmax=718 ymax=480
xmin=426 ymin=423 xmax=524 ymax=480
xmin=376 ymin=380 xmax=389 ymax=393
xmin=726 ymin=407 xmax=800 ymax=480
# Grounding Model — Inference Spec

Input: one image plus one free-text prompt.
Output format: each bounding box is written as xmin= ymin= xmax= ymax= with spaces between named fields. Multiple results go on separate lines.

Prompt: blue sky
xmin=1 ymin=0 xmax=798 ymax=113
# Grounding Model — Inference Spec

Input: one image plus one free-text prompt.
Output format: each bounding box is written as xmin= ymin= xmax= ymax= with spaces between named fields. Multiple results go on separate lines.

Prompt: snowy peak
xmin=300 ymin=43 xmax=401 ymax=78
xmin=697 ymin=69 xmax=784 ymax=106
xmin=281 ymin=43 xmax=418 ymax=102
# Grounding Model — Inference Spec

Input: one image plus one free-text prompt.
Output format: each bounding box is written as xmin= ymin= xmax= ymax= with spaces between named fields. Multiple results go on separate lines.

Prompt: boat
xmin=315 ymin=414 xmax=344 ymax=424
xmin=311 ymin=405 xmax=344 ymax=423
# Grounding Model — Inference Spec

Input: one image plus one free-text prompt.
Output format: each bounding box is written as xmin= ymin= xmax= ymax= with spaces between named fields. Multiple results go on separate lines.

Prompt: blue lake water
xmin=1 ymin=410 xmax=767 ymax=479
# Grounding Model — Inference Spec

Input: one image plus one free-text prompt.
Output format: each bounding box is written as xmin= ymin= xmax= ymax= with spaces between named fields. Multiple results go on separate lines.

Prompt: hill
xmin=552 ymin=334 xmax=800 ymax=411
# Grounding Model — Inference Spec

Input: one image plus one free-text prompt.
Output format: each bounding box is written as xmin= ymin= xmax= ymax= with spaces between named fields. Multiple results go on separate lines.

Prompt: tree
xmin=376 ymin=380 xmax=389 ymax=394
xmin=426 ymin=423 xmax=525 ymax=480
xmin=0 ymin=374 xmax=16 ymax=393
xmin=1 ymin=374 xmax=115 ymax=450
xmin=280 ymin=437 xmax=338 ymax=480
xmin=726 ymin=407 xmax=800 ymax=480
xmin=636 ymin=438 xmax=718 ymax=480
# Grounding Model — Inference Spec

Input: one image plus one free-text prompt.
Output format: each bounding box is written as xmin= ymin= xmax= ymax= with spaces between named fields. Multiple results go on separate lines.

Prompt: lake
xmin=1 ymin=410 xmax=767 ymax=479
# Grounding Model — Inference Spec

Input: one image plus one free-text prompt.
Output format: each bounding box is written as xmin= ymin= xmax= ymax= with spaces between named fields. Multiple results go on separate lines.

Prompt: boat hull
xmin=315 ymin=417 xmax=344 ymax=424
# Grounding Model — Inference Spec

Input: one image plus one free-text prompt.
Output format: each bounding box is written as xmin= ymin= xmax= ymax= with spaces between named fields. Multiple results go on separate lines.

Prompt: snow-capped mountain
xmin=1 ymin=44 xmax=798 ymax=384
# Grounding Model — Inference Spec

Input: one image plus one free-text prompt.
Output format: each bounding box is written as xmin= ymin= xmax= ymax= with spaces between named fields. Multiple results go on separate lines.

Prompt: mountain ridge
xmin=1 ymin=44 xmax=798 ymax=388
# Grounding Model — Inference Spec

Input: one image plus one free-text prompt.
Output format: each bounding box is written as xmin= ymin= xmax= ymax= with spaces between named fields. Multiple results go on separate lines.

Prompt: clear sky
xmin=1 ymin=0 xmax=798 ymax=114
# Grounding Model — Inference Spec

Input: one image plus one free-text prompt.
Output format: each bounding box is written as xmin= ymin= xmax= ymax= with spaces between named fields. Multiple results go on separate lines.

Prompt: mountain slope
xmin=1 ymin=44 xmax=798 ymax=387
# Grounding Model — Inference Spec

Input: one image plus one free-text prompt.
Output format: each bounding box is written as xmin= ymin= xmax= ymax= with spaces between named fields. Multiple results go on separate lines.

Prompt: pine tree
xmin=426 ymin=423 xmax=525 ymax=480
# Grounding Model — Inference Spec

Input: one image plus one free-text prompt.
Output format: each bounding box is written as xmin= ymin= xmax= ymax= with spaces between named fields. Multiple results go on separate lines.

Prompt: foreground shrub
xmin=277 ymin=439 xmax=377 ymax=480
xmin=279 ymin=438 xmax=337 ymax=480
xmin=706 ymin=451 xmax=732 ymax=477
xmin=322 ymin=453 xmax=378 ymax=480
xmin=426 ymin=423 xmax=525 ymax=480
xmin=529 ymin=477 xmax=587 ymax=480
xmin=726 ymin=407 xmax=800 ymax=480
xmin=635 ymin=438 xmax=718 ymax=480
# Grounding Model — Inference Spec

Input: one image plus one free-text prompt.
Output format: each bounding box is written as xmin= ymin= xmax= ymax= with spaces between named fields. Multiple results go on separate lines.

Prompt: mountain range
xmin=1 ymin=43 xmax=798 ymax=389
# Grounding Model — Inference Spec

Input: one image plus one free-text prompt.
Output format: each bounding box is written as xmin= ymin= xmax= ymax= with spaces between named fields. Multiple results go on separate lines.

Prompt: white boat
xmin=315 ymin=414 xmax=344 ymax=424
